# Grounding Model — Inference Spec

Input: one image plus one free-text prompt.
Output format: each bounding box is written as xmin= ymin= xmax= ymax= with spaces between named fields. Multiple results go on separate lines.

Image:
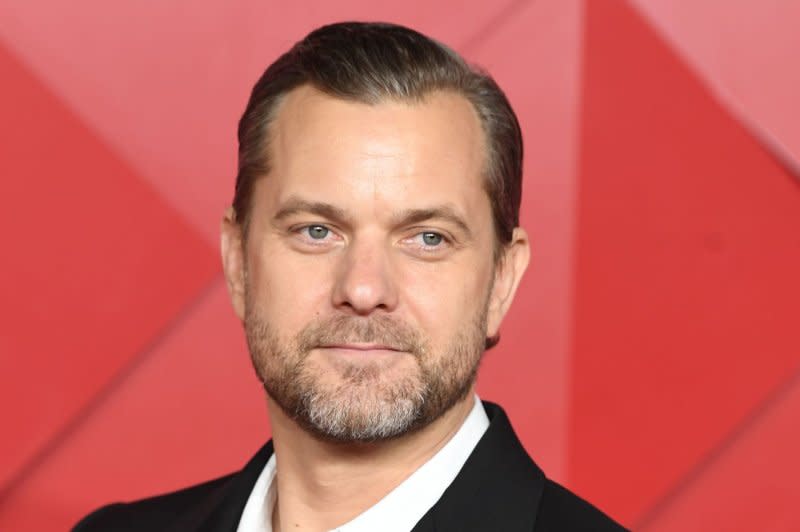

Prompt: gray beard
xmin=243 ymin=305 xmax=488 ymax=443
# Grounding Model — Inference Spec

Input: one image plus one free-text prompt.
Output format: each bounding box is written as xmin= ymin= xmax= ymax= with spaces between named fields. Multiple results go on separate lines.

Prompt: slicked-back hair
xmin=233 ymin=21 xmax=523 ymax=261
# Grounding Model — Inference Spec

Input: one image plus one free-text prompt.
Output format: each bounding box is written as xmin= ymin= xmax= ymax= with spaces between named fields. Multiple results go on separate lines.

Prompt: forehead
xmin=263 ymin=85 xmax=488 ymax=208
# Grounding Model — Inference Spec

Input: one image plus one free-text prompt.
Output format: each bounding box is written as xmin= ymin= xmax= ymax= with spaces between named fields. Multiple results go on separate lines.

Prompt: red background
xmin=1 ymin=0 xmax=798 ymax=529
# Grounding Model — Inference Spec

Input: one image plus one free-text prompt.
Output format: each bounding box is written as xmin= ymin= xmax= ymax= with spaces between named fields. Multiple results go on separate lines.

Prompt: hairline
xmin=237 ymin=82 xmax=509 ymax=262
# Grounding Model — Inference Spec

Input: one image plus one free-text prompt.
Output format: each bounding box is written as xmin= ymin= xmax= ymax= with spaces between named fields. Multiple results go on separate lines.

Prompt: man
xmin=75 ymin=22 xmax=625 ymax=531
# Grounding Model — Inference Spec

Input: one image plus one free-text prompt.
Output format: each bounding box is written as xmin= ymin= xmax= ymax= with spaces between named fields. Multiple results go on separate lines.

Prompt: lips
xmin=316 ymin=344 xmax=408 ymax=361
xmin=320 ymin=343 xmax=401 ymax=351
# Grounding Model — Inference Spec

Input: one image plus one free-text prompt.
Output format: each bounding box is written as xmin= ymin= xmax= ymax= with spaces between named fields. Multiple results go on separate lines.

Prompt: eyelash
xmin=291 ymin=224 xmax=452 ymax=251
xmin=408 ymin=231 xmax=450 ymax=251
xmin=294 ymin=224 xmax=339 ymax=244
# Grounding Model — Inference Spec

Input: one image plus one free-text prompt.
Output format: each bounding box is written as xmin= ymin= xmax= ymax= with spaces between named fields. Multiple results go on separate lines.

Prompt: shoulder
xmin=72 ymin=441 xmax=274 ymax=531
xmin=431 ymin=401 xmax=626 ymax=531
xmin=533 ymin=478 xmax=628 ymax=532
xmin=72 ymin=473 xmax=236 ymax=531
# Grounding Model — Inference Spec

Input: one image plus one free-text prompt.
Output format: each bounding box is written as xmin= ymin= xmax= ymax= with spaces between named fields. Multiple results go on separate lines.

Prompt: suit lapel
xmin=178 ymin=402 xmax=542 ymax=532
xmin=167 ymin=441 xmax=274 ymax=532
xmin=411 ymin=402 xmax=545 ymax=532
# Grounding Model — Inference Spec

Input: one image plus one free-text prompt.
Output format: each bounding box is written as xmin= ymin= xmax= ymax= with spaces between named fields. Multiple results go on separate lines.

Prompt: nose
xmin=331 ymin=237 xmax=399 ymax=315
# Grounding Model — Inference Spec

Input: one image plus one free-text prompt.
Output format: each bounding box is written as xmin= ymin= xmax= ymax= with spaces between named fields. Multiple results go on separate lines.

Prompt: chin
xmin=286 ymin=363 xmax=428 ymax=442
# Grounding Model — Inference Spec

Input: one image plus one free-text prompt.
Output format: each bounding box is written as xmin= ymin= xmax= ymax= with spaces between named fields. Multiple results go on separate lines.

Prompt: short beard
xmin=244 ymin=304 xmax=488 ymax=444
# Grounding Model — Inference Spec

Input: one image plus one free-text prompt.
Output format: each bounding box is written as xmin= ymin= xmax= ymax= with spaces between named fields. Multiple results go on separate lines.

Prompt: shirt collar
xmin=237 ymin=443 xmax=277 ymax=532
xmin=237 ymin=395 xmax=489 ymax=532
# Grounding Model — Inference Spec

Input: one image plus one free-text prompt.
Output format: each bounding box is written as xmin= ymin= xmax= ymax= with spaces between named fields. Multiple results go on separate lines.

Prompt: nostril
xmin=331 ymin=247 xmax=399 ymax=313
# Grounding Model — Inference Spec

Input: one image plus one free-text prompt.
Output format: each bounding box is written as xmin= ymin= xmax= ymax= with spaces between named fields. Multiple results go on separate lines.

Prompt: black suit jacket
xmin=74 ymin=402 xmax=626 ymax=531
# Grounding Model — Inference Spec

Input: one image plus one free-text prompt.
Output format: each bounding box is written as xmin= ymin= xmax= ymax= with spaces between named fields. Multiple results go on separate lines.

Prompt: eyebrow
xmin=272 ymin=197 xmax=473 ymax=239
xmin=391 ymin=206 xmax=473 ymax=240
xmin=273 ymin=197 xmax=351 ymax=226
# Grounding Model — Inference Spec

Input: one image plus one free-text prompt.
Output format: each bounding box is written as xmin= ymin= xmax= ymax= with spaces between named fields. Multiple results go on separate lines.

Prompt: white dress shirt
xmin=237 ymin=395 xmax=490 ymax=532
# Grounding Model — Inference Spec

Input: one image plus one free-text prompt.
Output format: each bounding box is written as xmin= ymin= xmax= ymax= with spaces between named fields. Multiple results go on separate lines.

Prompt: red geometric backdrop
xmin=1 ymin=1 xmax=798 ymax=529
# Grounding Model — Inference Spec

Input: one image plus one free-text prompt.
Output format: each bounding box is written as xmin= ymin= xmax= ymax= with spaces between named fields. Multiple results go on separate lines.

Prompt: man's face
xmin=222 ymin=85 xmax=527 ymax=442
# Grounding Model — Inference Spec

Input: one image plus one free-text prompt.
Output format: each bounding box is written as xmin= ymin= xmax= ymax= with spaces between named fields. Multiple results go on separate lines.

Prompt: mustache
xmin=296 ymin=314 xmax=425 ymax=355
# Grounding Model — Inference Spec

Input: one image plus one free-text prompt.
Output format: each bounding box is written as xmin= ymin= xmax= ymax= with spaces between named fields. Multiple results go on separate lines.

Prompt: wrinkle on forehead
xmin=262 ymin=85 xmax=489 ymax=231
xmin=271 ymin=86 xmax=484 ymax=176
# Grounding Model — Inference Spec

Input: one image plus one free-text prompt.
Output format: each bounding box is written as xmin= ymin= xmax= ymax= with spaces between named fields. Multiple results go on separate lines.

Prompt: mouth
xmin=322 ymin=343 xmax=399 ymax=351
xmin=316 ymin=343 xmax=406 ymax=359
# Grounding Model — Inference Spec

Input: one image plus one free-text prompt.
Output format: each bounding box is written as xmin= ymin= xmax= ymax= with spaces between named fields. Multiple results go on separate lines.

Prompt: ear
xmin=486 ymin=227 xmax=530 ymax=339
xmin=221 ymin=207 xmax=246 ymax=321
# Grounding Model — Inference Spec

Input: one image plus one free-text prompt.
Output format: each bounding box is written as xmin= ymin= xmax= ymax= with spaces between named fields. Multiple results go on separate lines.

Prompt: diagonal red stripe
xmin=638 ymin=362 xmax=800 ymax=530
xmin=0 ymin=40 xmax=218 ymax=493
xmin=624 ymin=0 xmax=800 ymax=184
xmin=0 ymin=281 xmax=266 ymax=531
xmin=571 ymin=0 xmax=800 ymax=525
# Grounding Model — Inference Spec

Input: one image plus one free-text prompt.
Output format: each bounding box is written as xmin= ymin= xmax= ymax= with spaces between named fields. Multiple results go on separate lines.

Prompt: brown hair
xmin=233 ymin=21 xmax=523 ymax=261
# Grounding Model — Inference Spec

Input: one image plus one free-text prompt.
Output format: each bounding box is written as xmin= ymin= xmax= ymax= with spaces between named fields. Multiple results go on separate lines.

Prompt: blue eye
xmin=306 ymin=225 xmax=330 ymax=239
xmin=421 ymin=232 xmax=444 ymax=246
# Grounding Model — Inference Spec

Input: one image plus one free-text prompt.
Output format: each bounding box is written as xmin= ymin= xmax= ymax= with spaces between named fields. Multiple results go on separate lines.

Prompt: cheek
xmin=399 ymin=258 xmax=492 ymax=347
xmin=246 ymin=245 xmax=333 ymax=330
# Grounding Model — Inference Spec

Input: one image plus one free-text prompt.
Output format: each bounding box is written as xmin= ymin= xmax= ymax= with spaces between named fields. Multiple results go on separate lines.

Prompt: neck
xmin=267 ymin=391 xmax=476 ymax=532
